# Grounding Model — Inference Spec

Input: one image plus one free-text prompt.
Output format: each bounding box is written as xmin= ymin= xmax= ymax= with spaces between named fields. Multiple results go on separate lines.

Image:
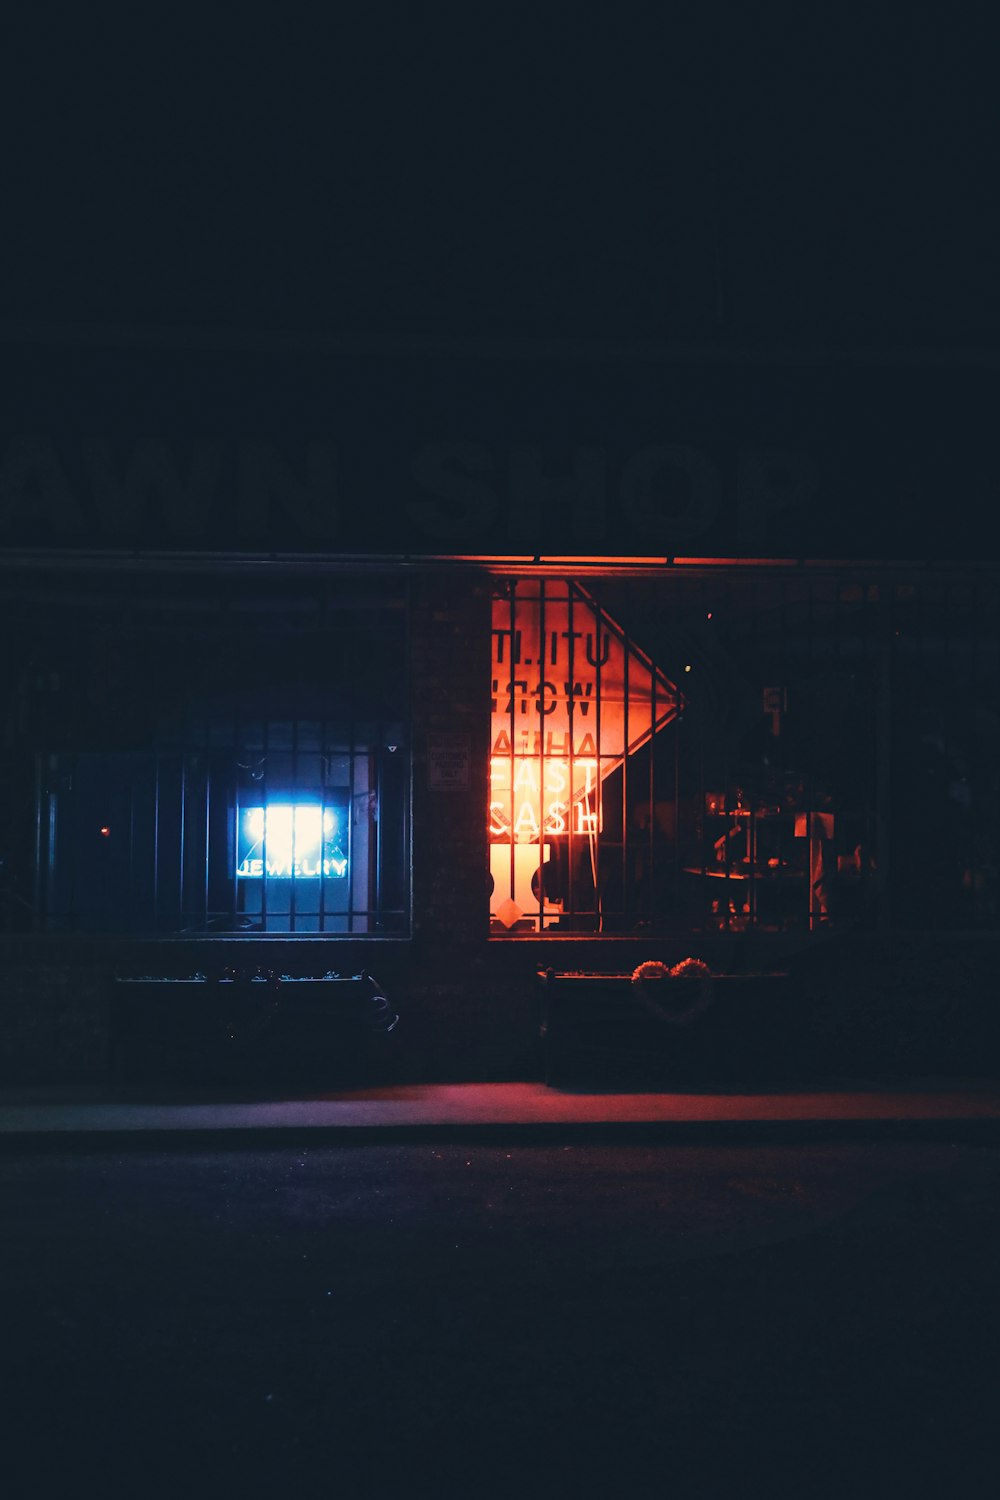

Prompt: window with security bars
xmin=489 ymin=571 xmax=1000 ymax=936
xmin=8 ymin=569 xmax=410 ymax=936
xmin=40 ymin=720 xmax=409 ymax=934
xmin=489 ymin=578 xmax=682 ymax=933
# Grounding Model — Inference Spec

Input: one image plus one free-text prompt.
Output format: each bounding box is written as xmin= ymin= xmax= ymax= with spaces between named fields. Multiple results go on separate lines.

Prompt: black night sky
xmin=3 ymin=9 xmax=999 ymax=564
xmin=4 ymin=8 xmax=998 ymax=348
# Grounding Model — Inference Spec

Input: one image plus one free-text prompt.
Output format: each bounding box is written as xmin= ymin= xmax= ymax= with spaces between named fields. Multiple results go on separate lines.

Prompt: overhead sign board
xmin=1 ymin=337 xmax=995 ymax=558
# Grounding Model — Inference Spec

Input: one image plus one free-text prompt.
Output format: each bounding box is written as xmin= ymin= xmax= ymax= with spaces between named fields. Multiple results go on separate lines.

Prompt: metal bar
xmin=203 ymin=736 xmax=211 ymax=932
xmin=567 ymin=582 xmax=576 ymax=925
xmin=290 ymin=716 xmax=299 ymax=934
xmin=954 ymin=579 xmax=973 ymax=926
xmin=804 ymin=578 xmax=815 ymax=932
xmin=178 ymin=754 xmax=186 ymax=930
xmin=319 ymin=719 xmax=327 ymax=934
xmin=721 ymin=579 xmax=731 ymax=934
xmin=128 ymin=751 xmax=136 ymax=933
xmin=32 ymin=754 xmax=44 ymax=931
xmin=592 ymin=584 xmax=603 ymax=932
xmin=538 ymin=576 xmax=546 ymax=931
xmin=776 ymin=573 xmax=789 ymax=933
xmin=968 ymin=580 xmax=982 ymax=926
xmin=876 ymin=581 xmax=893 ymax=933
xmin=622 ymin=615 xmax=629 ymax=931
xmin=508 ymin=580 xmax=516 ymax=922
xmin=673 ymin=648 xmax=681 ymax=926
xmin=403 ymin=574 xmax=413 ymax=935
xmin=353 ymin=741 xmax=362 ymax=936
xmin=865 ymin=579 xmax=879 ymax=928
xmin=697 ymin=582 xmax=708 ymax=934
xmin=260 ymin=721 xmax=268 ymax=933
xmin=671 ymin=575 xmax=681 ymax=924
xmin=353 ymin=745 xmax=361 ymax=934
xmin=230 ymin=711 xmax=239 ymax=932
xmin=49 ymin=759 xmax=60 ymax=929
xmin=152 ymin=751 xmax=160 ymax=931
xmin=749 ymin=573 xmax=762 ymax=931
xmin=648 ymin=596 xmax=655 ymax=926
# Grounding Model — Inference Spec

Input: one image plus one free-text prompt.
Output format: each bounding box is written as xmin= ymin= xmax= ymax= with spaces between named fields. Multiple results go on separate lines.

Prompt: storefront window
xmin=14 ymin=570 xmax=411 ymax=936
xmin=40 ymin=719 xmax=408 ymax=934
xmin=489 ymin=578 xmax=682 ymax=932
xmin=490 ymin=570 xmax=980 ymax=938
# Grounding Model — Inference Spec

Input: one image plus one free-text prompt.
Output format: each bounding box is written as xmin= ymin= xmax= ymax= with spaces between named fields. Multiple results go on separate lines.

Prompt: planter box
xmin=109 ymin=973 xmax=398 ymax=1086
xmin=538 ymin=969 xmax=795 ymax=1089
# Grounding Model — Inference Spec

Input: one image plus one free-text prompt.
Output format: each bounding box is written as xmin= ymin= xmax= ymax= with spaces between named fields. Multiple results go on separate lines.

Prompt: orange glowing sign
xmin=489 ymin=756 xmax=599 ymax=841
xmin=490 ymin=582 xmax=681 ymax=845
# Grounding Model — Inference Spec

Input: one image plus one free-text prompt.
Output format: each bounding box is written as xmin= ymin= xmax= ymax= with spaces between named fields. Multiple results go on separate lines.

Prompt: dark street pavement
xmin=3 ymin=1138 xmax=999 ymax=1497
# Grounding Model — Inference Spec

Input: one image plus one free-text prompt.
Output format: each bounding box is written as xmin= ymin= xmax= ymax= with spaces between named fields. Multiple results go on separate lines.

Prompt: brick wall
xmin=409 ymin=571 xmax=492 ymax=945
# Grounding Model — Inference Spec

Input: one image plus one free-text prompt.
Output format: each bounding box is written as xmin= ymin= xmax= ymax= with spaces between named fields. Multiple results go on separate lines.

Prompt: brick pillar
xmin=409 ymin=571 xmax=492 ymax=947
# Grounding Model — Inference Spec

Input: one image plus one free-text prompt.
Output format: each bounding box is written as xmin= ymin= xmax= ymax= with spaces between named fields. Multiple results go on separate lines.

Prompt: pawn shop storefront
xmin=2 ymin=334 xmax=1000 ymax=1084
xmin=2 ymin=551 xmax=999 ymax=1085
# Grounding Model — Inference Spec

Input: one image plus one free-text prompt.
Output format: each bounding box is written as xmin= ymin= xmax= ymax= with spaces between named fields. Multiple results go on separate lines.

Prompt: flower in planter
xmin=670 ymin=958 xmax=712 ymax=979
xmin=631 ymin=958 xmax=713 ymax=1026
xmin=631 ymin=961 xmax=671 ymax=984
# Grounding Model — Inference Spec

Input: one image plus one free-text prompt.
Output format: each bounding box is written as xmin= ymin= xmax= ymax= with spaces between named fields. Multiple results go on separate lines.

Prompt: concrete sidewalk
xmin=3 ymin=1079 xmax=1000 ymax=1148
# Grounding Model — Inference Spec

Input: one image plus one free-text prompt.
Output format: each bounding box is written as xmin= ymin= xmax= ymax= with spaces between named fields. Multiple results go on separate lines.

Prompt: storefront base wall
xmin=470 ymin=934 xmax=1000 ymax=1085
xmin=0 ymin=936 xmax=504 ymax=1087
xmin=0 ymin=932 xmax=997 ymax=1087
xmin=783 ymin=933 xmax=1000 ymax=1081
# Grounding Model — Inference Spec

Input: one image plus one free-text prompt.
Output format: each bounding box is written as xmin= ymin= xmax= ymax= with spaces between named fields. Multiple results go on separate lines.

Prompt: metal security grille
xmin=39 ymin=717 xmax=410 ymax=934
xmin=489 ymin=578 xmax=682 ymax=932
xmin=1 ymin=566 xmax=411 ymax=938
xmin=489 ymin=569 xmax=1000 ymax=937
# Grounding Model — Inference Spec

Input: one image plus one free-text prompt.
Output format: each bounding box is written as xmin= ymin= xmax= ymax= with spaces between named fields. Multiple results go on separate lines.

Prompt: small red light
xmin=706 ymin=612 xmax=713 ymax=620
xmin=99 ymin=826 xmax=111 ymax=838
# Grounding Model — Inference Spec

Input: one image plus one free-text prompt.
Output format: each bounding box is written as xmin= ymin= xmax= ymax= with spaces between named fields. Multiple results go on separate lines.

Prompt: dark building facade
xmin=2 ymin=331 xmax=998 ymax=1084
